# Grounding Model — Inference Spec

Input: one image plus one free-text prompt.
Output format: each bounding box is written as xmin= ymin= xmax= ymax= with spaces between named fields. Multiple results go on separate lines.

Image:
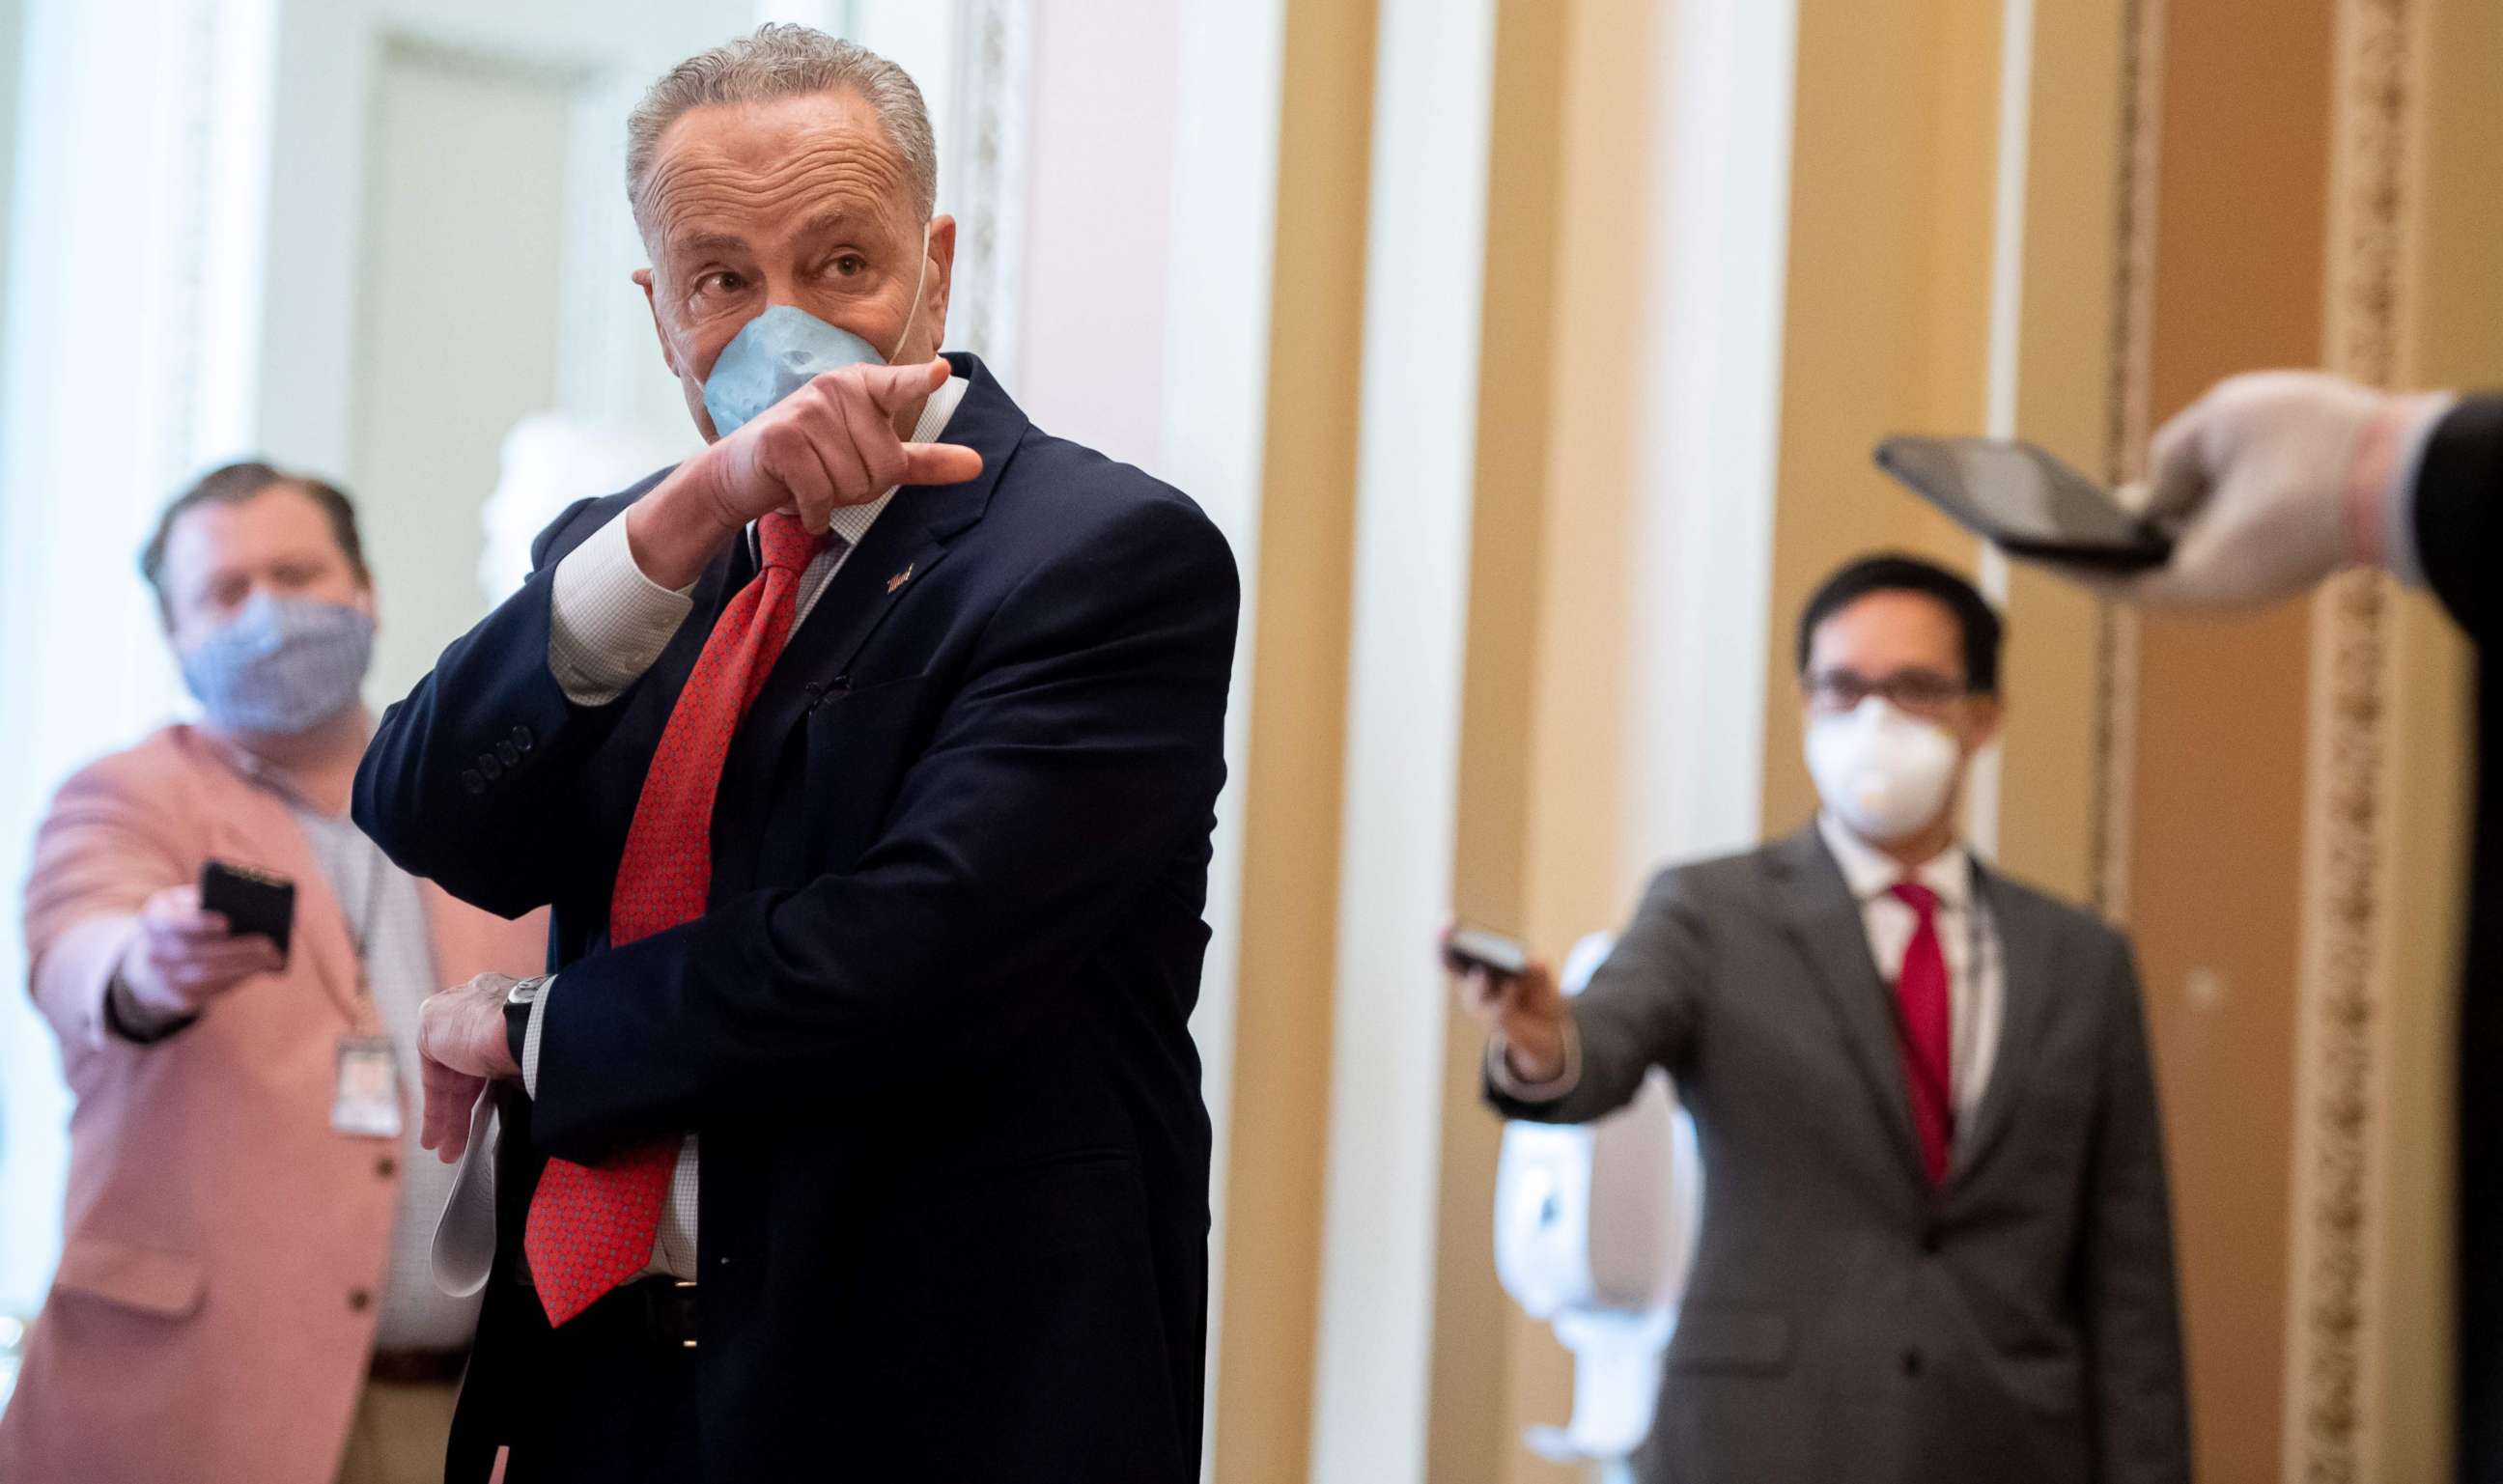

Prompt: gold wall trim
xmin=2091 ymin=0 xmax=2164 ymax=925
xmin=2286 ymin=0 xmax=2418 ymax=1475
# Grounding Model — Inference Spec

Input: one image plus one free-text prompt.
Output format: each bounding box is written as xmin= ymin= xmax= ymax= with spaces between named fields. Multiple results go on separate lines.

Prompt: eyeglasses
xmin=1804 ymin=667 xmax=1974 ymax=716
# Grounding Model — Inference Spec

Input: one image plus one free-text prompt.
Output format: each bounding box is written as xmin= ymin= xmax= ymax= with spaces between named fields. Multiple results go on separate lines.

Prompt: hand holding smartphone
xmin=1873 ymin=434 xmax=2174 ymax=570
xmin=1441 ymin=921 xmax=1569 ymax=1084
xmin=1444 ymin=924 xmax=1530 ymax=979
xmin=200 ymin=860 xmax=296 ymax=963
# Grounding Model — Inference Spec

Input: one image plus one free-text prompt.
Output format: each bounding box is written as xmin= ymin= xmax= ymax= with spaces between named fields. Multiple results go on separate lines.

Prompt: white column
xmin=1306 ymin=0 xmax=1499 ymax=1477
xmin=1965 ymin=0 xmax=2036 ymax=858
xmin=1626 ymin=0 xmax=1800 ymax=874
xmin=1157 ymin=0 xmax=1285 ymax=1472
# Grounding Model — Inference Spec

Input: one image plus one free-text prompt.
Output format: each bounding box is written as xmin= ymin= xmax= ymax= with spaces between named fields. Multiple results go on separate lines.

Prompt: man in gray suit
xmin=1458 ymin=553 xmax=2189 ymax=1483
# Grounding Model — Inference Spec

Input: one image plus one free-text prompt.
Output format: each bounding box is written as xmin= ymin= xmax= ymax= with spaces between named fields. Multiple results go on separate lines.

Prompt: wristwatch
xmin=503 ymin=975 xmax=550 ymax=1076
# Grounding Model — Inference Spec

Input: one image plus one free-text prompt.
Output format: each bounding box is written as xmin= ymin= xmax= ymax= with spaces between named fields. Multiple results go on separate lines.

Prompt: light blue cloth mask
xmin=701 ymin=306 xmax=889 ymax=439
xmin=178 ymin=592 xmax=374 ymax=735
xmin=699 ymin=235 xmax=931 ymax=438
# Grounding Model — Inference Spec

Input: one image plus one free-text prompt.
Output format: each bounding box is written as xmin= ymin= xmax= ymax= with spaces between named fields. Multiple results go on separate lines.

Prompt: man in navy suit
xmin=352 ymin=26 xmax=1236 ymax=1483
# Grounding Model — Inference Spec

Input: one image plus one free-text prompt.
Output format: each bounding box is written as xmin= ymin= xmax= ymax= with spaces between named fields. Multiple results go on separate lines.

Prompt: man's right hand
xmin=1441 ymin=926 xmax=1569 ymax=1083
xmin=627 ymin=358 xmax=985 ymax=590
xmin=115 ymin=883 xmax=284 ymax=1021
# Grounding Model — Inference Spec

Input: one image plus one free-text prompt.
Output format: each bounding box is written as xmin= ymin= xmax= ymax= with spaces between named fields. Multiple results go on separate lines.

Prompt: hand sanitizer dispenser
xmin=1492 ymin=933 xmax=1703 ymax=1467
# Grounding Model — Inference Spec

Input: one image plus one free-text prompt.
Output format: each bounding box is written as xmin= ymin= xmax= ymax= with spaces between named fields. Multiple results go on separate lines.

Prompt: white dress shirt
xmin=523 ymin=375 xmax=969 ymax=1278
xmin=290 ymin=804 xmax=487 ymax=1349
xmin=1492 ymin=816 xmax=2006 ymax=1127
xmin=203 ymin=738 xmax=487 ymax=1346
xmin=1811 ymin=814 xmax=2002 ymax=1122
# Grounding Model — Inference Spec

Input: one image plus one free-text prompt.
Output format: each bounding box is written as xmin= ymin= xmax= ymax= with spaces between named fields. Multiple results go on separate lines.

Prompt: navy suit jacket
xmin=2417 ymin=395 xmax=2503 ymax=1483
xmin=353 ymin=354 xmax=1238 ymax=1482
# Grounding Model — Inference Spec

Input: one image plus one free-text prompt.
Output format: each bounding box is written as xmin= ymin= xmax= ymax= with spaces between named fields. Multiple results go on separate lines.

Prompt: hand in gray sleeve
xmin=1486 ymin=868 xmax=1708 ymax=1126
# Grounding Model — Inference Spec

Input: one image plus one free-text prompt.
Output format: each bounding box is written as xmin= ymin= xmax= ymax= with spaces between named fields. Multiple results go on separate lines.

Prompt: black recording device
xmin=1873 ymin=434 xmax=2174 ymax=571
xmin=200 ymin=860 xmax=296 ymax=963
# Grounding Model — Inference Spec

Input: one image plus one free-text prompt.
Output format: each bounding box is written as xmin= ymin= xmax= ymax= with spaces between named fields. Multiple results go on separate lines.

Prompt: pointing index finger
xmin=860 ymin=358 xmax=954 ymax=416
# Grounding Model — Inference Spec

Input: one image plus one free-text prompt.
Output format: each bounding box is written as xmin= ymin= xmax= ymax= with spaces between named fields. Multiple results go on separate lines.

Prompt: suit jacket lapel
xmin=1950 ymin=865 xmax=2056 ymax=1184
xmin=728 ymin=351 xmax=1027 ymax=766
xmin=1766 ymin=826 xmax=1927 ymax=1187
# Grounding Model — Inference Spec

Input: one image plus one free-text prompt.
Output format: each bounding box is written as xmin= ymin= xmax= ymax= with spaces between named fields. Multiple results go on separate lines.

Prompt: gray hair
xmin=626 ymin=24 xmax=937 ymax=233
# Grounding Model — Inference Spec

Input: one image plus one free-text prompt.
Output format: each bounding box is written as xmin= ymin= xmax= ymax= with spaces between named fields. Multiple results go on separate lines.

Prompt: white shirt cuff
xmin=521 ymin=975 xmax=553 ymax=1099
xmin=1485 ymin=1017 xmax=1582 ymax=1103
xmin=548 ymin=513 xmax=697 ymax=706
xmin=2383 ymin=391 xmax=2460 ymax=590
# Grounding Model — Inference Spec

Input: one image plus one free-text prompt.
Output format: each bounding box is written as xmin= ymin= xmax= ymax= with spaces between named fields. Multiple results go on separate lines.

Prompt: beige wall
xmin=1206 ymin=0 xmax=1375 ymax=1474
xmin=1428 ymin=0 xmax=1570 ymax=1472
xmin=2129 ymin=2 xmax=2336 ymax=1476
xmin=1758 ymin=0 xmax=2005 ymax=839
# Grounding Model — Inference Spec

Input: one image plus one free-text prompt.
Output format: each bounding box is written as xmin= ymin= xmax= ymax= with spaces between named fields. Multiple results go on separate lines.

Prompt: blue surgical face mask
xmin=179 ymin=592 xmax=374 ymax=736
xmin=699 ymin=230 xmax=932 ymax=439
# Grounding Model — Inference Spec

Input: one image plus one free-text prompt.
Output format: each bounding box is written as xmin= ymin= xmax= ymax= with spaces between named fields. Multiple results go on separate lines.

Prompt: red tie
xmin=524 ymin=512 xmax=833 ymax=1326
xmin=1889 ymin=881 xmax=1955 ymax=1187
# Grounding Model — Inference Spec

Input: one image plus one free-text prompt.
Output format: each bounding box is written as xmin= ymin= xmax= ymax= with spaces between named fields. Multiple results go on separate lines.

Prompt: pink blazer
xmin=0 ymin=726 xmax=545 ymax=1484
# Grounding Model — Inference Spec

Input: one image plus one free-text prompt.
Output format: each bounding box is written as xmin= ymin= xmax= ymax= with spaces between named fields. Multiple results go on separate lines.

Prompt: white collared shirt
xmin=1813 ymin=814 xmax=2003 ymax=1121
xmin=523 ymin=375 xmax=969 ymax=1278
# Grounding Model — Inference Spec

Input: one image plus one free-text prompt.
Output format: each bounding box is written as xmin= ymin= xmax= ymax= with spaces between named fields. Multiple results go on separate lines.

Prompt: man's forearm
xmin=623 ymin=466 xmax=740 ymax=592
xmin=548 ymin=513 xmax=701 ymax=706
xmin=30 ymin=914 xmax=147 ymax=1051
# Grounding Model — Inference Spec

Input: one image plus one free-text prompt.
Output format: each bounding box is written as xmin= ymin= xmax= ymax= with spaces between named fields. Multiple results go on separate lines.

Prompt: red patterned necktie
xmin=1889 ymin=881 xmax=1955 ymax=1187
xmin=524 ymin=511 xmax=834 ymax=1326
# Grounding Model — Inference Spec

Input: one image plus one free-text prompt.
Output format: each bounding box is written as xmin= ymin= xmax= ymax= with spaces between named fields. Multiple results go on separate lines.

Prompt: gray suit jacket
xmin=1490 ymin=826 xmax=2190 ymax=1484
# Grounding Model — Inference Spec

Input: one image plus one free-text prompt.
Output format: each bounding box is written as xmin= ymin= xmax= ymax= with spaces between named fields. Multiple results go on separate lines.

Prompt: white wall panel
xmin=1308 ymin=0 xmax=1499 ymax=1477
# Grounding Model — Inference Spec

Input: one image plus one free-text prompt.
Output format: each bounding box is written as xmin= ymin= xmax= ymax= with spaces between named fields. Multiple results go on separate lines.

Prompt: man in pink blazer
xmin=0 ymin=462 xmax=544 ymax=1484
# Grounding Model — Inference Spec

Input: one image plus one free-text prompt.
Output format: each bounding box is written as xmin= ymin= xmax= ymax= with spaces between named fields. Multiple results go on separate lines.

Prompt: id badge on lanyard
xmin=333 ymin=1033 xmax=404 ymax=1138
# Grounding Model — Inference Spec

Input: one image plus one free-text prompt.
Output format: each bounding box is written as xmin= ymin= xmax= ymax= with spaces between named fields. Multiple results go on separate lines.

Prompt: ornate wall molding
xmin=944 ymin=0 xmax=1030 ymax=379
xmin=2284 ymin=1 xmax=2418 ymax=1477
xmin=2091 ymin=0 xmax=2164 ymax=927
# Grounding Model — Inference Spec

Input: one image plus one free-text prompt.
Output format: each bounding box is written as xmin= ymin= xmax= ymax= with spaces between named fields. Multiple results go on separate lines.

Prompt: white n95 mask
xmin=699 ymin=231 xmax=931 ymax=439
xmin=1804 ymin=698 xmax=1962 ymax=844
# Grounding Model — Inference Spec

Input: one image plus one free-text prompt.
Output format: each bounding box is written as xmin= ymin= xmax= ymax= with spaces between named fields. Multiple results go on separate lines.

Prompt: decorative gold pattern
xmin=947 ymin=0 xmax=1030 ymax=372
xmin=2091 ymin=0 xmax=2164 ymax=925
xmin=2287 ymin=0 xmax=2415 ymax=1477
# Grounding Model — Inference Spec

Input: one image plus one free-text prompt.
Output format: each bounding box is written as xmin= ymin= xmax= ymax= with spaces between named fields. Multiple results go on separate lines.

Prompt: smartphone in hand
xmin=1873 ymin=434 xmax=2173 ymax=570
xmin=1445 ymin=924 xmax=1530 ymax=979
xmin=201 ymin=860 xmax=296 ymax=962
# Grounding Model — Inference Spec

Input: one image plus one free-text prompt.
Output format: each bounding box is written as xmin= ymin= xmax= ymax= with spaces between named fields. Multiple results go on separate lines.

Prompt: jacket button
xmin=1921 ymin=1226 xmax=1943 ymax=1254
xmin=376 ymin=1156 xmax=397 ymax=1179
xmin=510 ymin=725 xmax=534 ymax=752
xmin=496 ymin=741 xmax=521 ymax=768
xmin=478 ymin=754 xmax=503 ymax=780
xmin=461 ymin=769 xmax=487 ymax=796
xmin=349 ymin=1288 xmax=373 ymax=1312
xmin=1902 ymin=1348 xmax=1925 ymax=1378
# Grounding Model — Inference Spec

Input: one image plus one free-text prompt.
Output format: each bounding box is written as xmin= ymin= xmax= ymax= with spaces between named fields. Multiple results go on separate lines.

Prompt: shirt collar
xmin=746 ymin=373 xmax=971 ymax=557
xmin=1816 ymin=812 xmax=1974 ymax=910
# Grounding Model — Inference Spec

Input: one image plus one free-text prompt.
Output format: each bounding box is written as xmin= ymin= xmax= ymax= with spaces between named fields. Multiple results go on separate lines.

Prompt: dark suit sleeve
xmin=1485 ymin=867 xmax=1709 ymax=1125
xmin=2412 ymin=394 xmax=2503 ymax=647
xmin=523 ymin=496 xmax=1239 ymax=1160
xmin=352 ymin=491 xmax=647 ymax=918
xmin=2081 ymin=937 xmax=2192 ymax=1484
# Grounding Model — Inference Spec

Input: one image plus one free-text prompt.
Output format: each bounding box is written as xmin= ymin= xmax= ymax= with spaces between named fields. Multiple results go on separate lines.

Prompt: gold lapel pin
xmin=886 ymin=563 xmax=914 ymax=595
